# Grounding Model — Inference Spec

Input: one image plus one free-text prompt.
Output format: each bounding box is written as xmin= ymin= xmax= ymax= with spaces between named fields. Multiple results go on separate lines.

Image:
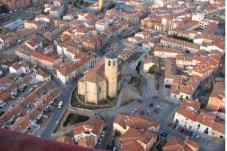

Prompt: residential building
xmin=95 ymin=20 xmax=108 ymax=32
xmin=160 ymin=37 xmax=200 ymax=54
xmin=171 ymin=76 xmax=200 ymax=100
xmin=118 ymin=47 xmax=136 ymax=61
xmin=135 ymin=32 xmax=151 ymax=40
xmin=33 ymin=68 xmax=51 ymax=82
xmin=163 ymin=136 xmax=199 ymax=151
xmin=57 ymin=134 xmax=74 ymax=145
xmin=30 ymin=51 xmax=62 ymax=70
xmin=56 ymin=61 xmax=79 ymax=84
xmin=192 ymin=12 xmax=205 ymax=21
xmin=164 ymin=59 xmax=178 ymax=86
xmin=207 ymin=82 xmax=225 ymax=112
xmin=173 ymin=99 xmax=225 ymax=138
xmin=120 ymin=128 xmax=157 ymax=151
xmin=143 ymin=56 xmax=159 ymax=72
xmin=9 ymin=61 xmax=31 ymax=75
xmin=189 ymin=54 xmax=221 ymax=80
xmin=113 ymin=113 xmax=160 ymax=134
xmin=0 ymin=32 xmax=17 ymax=48
xmin=113 ymin=113 xmax=160 ymax=151
xmin=11 ymin=116 xmax=32 ymax=133
xmin=74 ymin=118 xmax=103 ymax=148
xmin=154 ymin=46 xmax=182 ymax=59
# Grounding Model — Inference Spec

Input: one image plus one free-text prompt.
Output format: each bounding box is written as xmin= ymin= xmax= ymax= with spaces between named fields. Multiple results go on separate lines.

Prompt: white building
xmin=9 ymin=62 xmax=31 ymax=75
xmin=34 ymin=68 xmax=51 ymax=82
xmin=192 ymin=12 xmax=205 ymax=21
xmin=63 ymin=14 xmax=74 ymax=21
xmin=95 ymin=20 xmax=108 ymax=32
xmin=56 ymin=61 xmax=78 ymax=84
xmin=173 ymin=99 xmax=225 ymax=138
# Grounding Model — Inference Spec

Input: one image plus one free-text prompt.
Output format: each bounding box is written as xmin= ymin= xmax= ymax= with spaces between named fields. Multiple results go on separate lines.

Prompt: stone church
xmin=78 ymin=54 xmax=124 ymax=104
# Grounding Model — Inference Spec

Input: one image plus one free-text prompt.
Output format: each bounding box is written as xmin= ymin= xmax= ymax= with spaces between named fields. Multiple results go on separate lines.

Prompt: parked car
xmin=137 ymin=99 xmax=143 ymax=103
xmin=112 ymin=147 xmax=117 ymax=151
xmin=167 ymin=122 xmax=172 ymax=127
xmin=179 ymin=128 xmax=184 ymax=133
xmin=140 ymin=111 xmax=144 ymax=115
xmin=175 ymin=126 xmax=180 ymax=131
xmin=153 ymin=109 xmax=159 ymax=113
xmin=160 ymin=131 xmax=168 ymax=137
xmin=204 ymin=139 xmax=209 ymax=144
xmin=191 ymin=133 xmax=196 ymax=139
xmin=152 ymin=96 xmax=158 ymax=99
xmin=132 ymin=108 xmax=137 ymax=113
xmin=172 ymin=123 xmax=177 ymax=129
xmin=149 ymin=103 xmax=153 ymax=107
xmin=58 ymin=101 xmax=63 ymax=108
xmin=195 ymin=134 xmax=200 ymax=139
xmin=183 ymin=130 xmax=188 ymax=135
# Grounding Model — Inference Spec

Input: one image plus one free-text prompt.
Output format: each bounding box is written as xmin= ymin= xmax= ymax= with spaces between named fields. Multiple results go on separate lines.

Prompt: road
xmin=34 ymin=69 xmax=77 ymax=139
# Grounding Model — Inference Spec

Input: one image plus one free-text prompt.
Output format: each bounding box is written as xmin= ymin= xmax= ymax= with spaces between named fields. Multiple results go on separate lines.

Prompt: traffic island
xmin=71 ymin=86 xmax=117 ymax=110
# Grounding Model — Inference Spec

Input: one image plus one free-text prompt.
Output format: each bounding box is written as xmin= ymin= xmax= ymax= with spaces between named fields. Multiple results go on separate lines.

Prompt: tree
xmin=108 ymin=2 xmax=116 ymax=10
xmin=101 ymin=6 xmax=104 ymax=12
xmin=150 ymin=148 xmax=159 ymax=151
xmin=148 ymin=65 xmax=158 ymax=74
xmin=136 ymin=27 xmax=142 ymax=33
xmin=136 ymin=61 xmax=141 ymax=74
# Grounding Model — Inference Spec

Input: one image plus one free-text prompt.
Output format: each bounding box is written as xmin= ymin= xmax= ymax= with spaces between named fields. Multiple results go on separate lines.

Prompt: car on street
xmin=167 ymin=122 xmax=172 ymax=127
xmin=183 ymin=130 xmax=188 ymax=135
xmin=172 ymin=123 xmax=177 ymax=129
xmin=160 ymin=131 xmax=168 ymax=137
xmin=175 ymin=125 xmax=180 ymax=131
xmin=191 ymin=133 xmax=196 ymax=139
xmin=132 ymin=108 xmax=137 ymax=113
xmin=204 ymin=139 xmax=209 ymax=144
xmin=153 ymin=108 xmax=159 ymax=113
xmin=58 ymin=101 xmax=63 ymax=108
xmin=195 ymin=134 xmax=200 ymax=139
xmin=112 ymin=147 xmax=117 ymax=151
xmin=137 ymin=99 xmax=143 ymax=103
xmin=149 ymin=103 xmax=153 ymax=107
xmin=179 ymin=128 xmax=184 ymax=133
xmin=152 ymin=96 xmax=158 ymax=99
xmin=140 ymin=111 xmax=144 ymax=115
xmin=103 ymin=126 xmax=108 ymax=131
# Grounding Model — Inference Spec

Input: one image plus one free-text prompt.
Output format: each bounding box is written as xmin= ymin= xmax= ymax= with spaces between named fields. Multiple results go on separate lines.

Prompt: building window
xmin=108 ymin=61 xmax=111 ymax=66
xmin=113 ymin=61 xmax=115 ymax=66
xmin=99 ymin=87 xmax=101 ymax=92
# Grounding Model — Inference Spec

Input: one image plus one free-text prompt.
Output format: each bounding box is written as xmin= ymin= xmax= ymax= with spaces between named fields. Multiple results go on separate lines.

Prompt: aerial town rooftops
xmin=57 ymin=134 xmax=74 ymax=145
xmin=57 ymin=61 xmax=79 ymax=76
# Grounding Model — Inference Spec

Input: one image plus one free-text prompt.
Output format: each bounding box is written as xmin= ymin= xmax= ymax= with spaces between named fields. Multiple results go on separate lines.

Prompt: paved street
xmin=34 ymin=69 xmax=77 ymax=139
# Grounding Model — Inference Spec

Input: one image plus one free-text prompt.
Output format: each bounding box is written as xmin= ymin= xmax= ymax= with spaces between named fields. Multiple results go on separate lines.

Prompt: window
xmin=99 ymin=87 xmax=101 ymax=92
xmin=108 ymin=61 xmax=111 ymax=66
xmin=113 ymin=61 xmax=115 ymax=66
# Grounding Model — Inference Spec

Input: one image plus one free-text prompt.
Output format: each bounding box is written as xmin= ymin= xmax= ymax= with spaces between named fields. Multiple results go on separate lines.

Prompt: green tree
xmin=108 ymin=2 xmax=116 ymax=9
xmin=136 ymin=61 xmax=141 ymax=74
xmin=148 ymin=65 xmax=158 ymax=74
xmin=136 ymin=27 xmax=142 ymax=32
xmin=150 ymin=148 xmax=159 ymax=151
xmin=101 ymin=6 xmax=104 ymax=12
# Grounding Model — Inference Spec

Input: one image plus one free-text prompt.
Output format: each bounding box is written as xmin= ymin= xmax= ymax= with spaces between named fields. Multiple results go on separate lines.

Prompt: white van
xmin=58 ymin=101 xmax=63 ymax=108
